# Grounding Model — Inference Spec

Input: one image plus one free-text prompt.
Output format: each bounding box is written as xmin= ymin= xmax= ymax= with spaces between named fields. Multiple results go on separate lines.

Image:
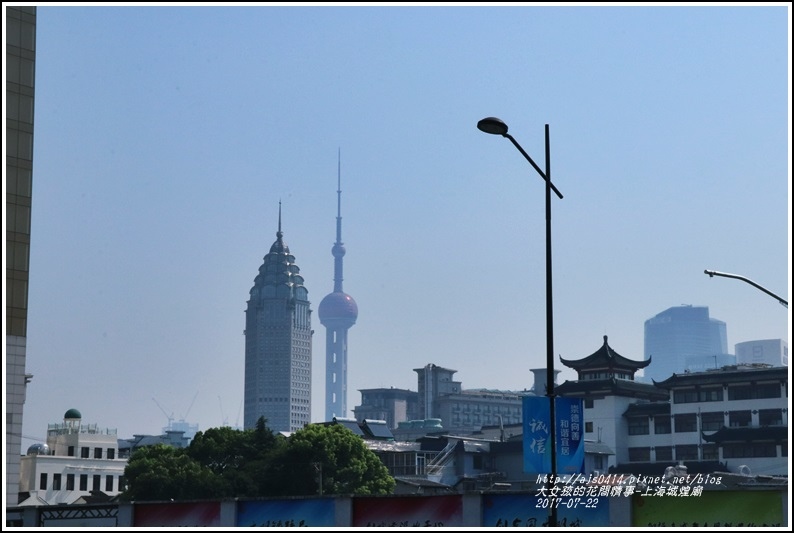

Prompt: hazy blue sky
xmin=8 ymin=3 xmax=791 ymax=446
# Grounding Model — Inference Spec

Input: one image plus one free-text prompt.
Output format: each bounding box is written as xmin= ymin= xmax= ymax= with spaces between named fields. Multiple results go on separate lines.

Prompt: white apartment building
xmin=18 ymin=409 xmax=127 ymax=505
xmin=648 ymin=364 xmax=788 ymax=476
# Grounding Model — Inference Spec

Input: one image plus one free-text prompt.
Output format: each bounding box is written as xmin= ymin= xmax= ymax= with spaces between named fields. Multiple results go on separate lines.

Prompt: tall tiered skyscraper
xmin=243 ymin=205 xmax=312 ymax=432
xmin=318 ymin=155 xmax=358 ymax=421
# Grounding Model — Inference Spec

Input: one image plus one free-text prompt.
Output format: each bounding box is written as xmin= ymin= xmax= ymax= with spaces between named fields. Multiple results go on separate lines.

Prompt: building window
xmin=723 ymin=443 xmax=777 ymax=458
xmin=676 ymin=445 xmax=699 ymax=460
xmin=628 ymin=417 xmax=650 ymax=435
xmin=593 ymin=455 xmax=605 ymax=470
xmin=81 ymin=447 xmax=90 ymax=458
xmin=39 ymin=473 xmax=48 ymax=490
xmin=93 ymin=475 xmax=101 ymax=491
xmin=106 ymin=475 xmax=114 ymax=492
xmin=674 ymin=414 xmax=697 ymax=432
xmin=729 ymin=411 xmax=751 ymax=427
xmin=655 ymin=446 xmax=673 ymax=462
xmin=66 ymin=474 xmax=75 ymax=490
xmin=53 ymin=474 xmax=61 ymax=490
xmin=728 ymin=383 xmax=781 ymax=400
xmin=698 ymin=387 xmax=722 ymax=402
xmin=674 ymin=387 xmax=722 ymax=403
xmin=702 ymin=444 xmax=719 ymax=461
xmin=68 ymin=446 xmax=75 ymax=457
xmin=654 ymin=415 xmax=671 ymax=434
xmin=759 ymin=409 xmax=783 ymax=426
xmin=700 ymin=412 xmax=724 ymax=431
xmin=107 ymin=448 xmax=115 ymax=460
xmin=94 ymin=447 xmax=102 ymax=459
xmin=79 ymin=474 xmax=88 ymax=491
xmin=585 ymin=421 xmax=593 ymax=433
xmin=584 ymin=399 xmax=594 ymax=409
xmin=628 ymin=447 xmax=651 ymax=462
xmin=673 ymin=389 xmax=698 ymax=404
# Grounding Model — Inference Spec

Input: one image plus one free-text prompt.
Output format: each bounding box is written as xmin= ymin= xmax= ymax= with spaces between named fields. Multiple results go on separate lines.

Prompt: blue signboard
xmin=523 ymin=396 xmax=584 ymax=474
xmin=555 ymin=396 xmax=584 ymax=475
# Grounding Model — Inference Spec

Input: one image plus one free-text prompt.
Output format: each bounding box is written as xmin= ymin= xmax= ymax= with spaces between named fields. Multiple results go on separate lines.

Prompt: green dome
xmin=64 ymin=408 xmax=82 ymax=419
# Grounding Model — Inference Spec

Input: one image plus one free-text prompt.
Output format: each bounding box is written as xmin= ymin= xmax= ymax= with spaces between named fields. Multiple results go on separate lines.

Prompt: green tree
xmin=268 ymin=424 xmax=395 ymax=496
xmin=122 ymin=444 xmax=227 ymax=501
xmin=187 ymin=418 xmax=283 ymax=497
xmin=122 ymin=418 xmax=392 ymax=500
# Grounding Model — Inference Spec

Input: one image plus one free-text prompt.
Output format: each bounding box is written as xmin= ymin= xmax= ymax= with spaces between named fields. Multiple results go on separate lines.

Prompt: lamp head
xmin=477 ymin=117 xmax=509 ymax=136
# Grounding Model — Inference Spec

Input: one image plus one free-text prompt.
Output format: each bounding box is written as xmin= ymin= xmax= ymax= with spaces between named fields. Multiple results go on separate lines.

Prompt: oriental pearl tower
xmin=318 ymin=152 xmax=358 ymax=421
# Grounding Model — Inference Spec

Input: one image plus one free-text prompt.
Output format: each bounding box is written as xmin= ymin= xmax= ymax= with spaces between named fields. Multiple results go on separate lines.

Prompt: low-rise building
xmin=18 ymin=409 xmax=126 ymax=505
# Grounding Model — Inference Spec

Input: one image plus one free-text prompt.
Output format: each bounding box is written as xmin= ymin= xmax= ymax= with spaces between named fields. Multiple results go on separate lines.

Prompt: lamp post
xmin=704 ymin=269 xmax=788 ymax=308
xmin=477 ymin=117 xmax=563 ymax=526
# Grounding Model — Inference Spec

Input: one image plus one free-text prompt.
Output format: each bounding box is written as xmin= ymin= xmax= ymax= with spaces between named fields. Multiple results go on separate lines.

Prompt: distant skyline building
xmin=318 ymin=154 xmax=358 ymax=421
xmin=735 ymin=339 xmax=788 ymax=367
xmin=643 ymin=305 xmax=732 ymax=382
xmin=243 ymin=205 xmax=313 ymax=432
xmin=353 ymin=387 xmax=418 ymax=430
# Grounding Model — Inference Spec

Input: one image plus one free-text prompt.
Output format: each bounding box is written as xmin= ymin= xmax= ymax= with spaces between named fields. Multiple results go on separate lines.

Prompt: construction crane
xmin=218 ymin=396 xmax=229 ymax=427
xmin=180 ymin=390 xmax=199 ymax=423
xmin=152 ymin=397 xmax=174 ymax=430
xmin=235 ymin=400 xmax=243 ymax=429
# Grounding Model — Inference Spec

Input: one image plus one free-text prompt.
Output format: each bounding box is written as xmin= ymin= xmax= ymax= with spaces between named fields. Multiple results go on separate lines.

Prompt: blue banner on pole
xmin=522 ymin=396 xmax=551 ymax=473
xmin=523 ymin=396 xmax=584 ymax=474
xmin=554 ymin=397 xmax=584 ymax=474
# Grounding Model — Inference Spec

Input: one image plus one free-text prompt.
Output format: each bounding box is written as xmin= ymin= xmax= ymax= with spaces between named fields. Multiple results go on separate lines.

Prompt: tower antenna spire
xmin=333 ymin=149 xmax=344 ymax=292
xmin=277 ymin=200 xmax=283 ymax=238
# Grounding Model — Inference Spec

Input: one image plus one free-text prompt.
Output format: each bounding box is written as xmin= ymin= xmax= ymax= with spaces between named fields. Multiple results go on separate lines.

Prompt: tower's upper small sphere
xmin=318 ymin=292 xmax=358 ymax=324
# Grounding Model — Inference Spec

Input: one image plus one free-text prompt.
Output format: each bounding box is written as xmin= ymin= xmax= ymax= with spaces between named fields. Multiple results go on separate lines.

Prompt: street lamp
xmin=704 ymin=269 xmax=788 ymax=308
xmin=477 ymin=117 xmax=563 ymax=526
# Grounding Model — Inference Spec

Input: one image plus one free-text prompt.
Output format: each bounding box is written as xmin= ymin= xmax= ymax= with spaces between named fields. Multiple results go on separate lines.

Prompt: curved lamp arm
xmin=704 ymin=269 xmax=788 ymax=308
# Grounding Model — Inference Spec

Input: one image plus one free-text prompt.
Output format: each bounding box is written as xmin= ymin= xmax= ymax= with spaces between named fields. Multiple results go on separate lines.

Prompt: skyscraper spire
xmin=277 ymin=199 xmax=283 ymax=238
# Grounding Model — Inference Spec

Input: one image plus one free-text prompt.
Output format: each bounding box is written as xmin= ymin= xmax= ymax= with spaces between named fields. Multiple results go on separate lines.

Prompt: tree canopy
xmin=122 ymin=417 xmax=394 ymax=501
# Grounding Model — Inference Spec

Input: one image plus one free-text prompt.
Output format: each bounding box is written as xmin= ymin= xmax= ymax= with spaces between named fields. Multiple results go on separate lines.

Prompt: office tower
xmin=243 ymin=206 xmax=312 ymax=432
xmin=318 ymin=155 xmax=358 ymax=420
xmin=643 ymin=305 xmax=730 ymax=382
xmin=6 ymin=5 xmax=37 ymax=505
xmin=735 ymin=339 xmax=788 ymax=367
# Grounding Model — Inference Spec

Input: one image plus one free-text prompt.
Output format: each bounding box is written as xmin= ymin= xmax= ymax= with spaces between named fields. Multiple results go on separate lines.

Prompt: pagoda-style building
xmin=554 ymin=336 xmax=668 ymax=473
xmin=556 ymin=335 xmax=666 ymax=400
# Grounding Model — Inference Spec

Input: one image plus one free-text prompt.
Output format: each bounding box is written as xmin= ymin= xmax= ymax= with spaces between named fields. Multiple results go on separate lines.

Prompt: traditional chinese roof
xmin=702 ymin=425 xmax=788 ymax=443
xmin=653 ymin=365 xmax=787 ymax=388
xmin=608 ymin=461 xmax=726 ymax=477
xmin=560 ymin=335 xmax=651 ymax=372
xmin=555 ymin=378 xmax=669 ymax=401
xmin=584 ymin=441 xmax=615 ymax=456
xmin=623 ymin=402 xmax=671 ymax=417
